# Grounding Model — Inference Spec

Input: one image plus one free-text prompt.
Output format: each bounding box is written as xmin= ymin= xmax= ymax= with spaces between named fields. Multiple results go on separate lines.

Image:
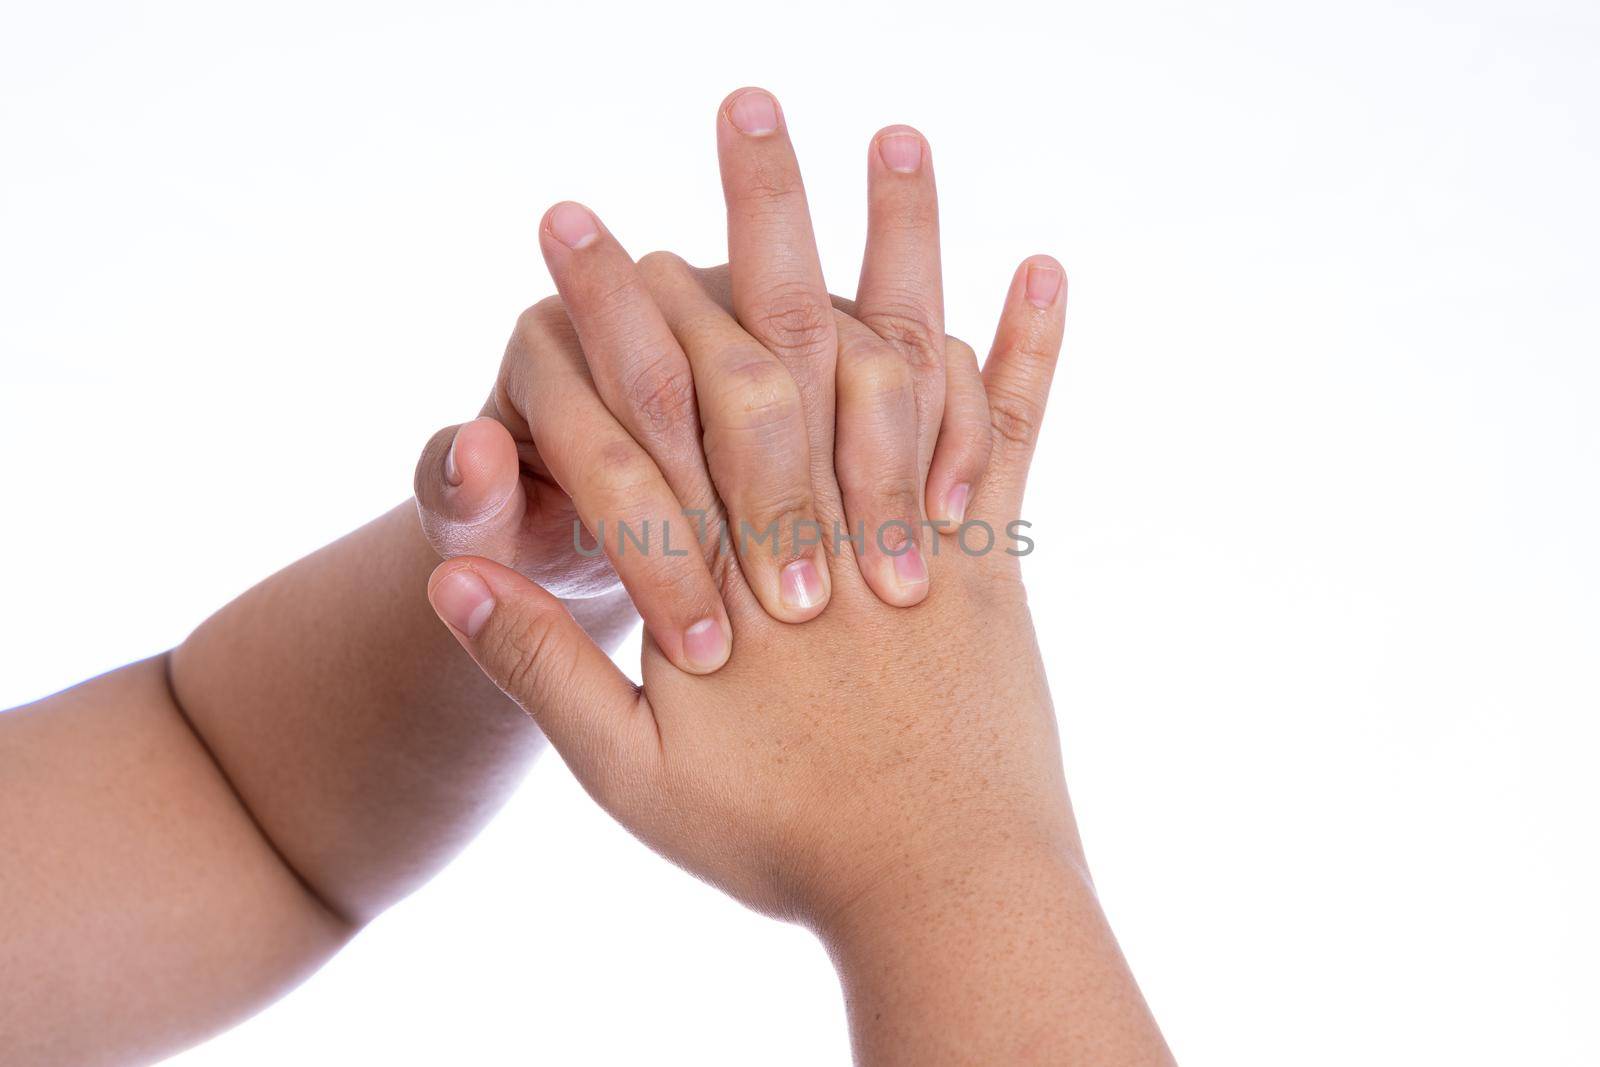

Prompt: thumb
xmin=414 ymin=416 xmax=526 ymax=562
xmin=427 ymin=557 xmax=658 ymax=807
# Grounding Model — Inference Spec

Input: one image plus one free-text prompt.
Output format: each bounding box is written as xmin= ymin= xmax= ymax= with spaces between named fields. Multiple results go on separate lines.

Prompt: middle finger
xmin=716 ymin=87 xmax=839 ymax=499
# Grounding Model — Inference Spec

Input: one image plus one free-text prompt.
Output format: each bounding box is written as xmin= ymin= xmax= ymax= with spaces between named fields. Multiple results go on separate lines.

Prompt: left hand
xmin=412 ymin=89 xmax=998 ymax=660
xmin=425 ymin=87 xmax=1076 ymax=926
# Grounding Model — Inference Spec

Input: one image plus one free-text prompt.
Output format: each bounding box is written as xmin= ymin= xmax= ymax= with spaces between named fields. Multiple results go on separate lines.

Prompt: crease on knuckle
xmin=735 ymin=490 xmax=815 ymax=551
xmin=586 ymin=276 xmax=656 ymax=329
xmin=843 ymin=473 xmax=920 ymax=527
xmin=732 ymin=160 xmax=805 ymax=208
xmin=878 ymin=197 xmax=938 ymax=233
xmin=620 ymin=354 xmax=698 ymax=435
xmin=751 ymin=286 xmax=833 ymax=358
xmin=497 ymin=606 xmax=574 ymax=705
xmin=862 ymin=307 xmax=943 ymax=372
xmin=652 ymin=558 xmax=714 ymax=614
xmin=1007 ymin=318 xmax=1063 ymax=368
xmin=986 ymin=384 xmax=1044 ymax=450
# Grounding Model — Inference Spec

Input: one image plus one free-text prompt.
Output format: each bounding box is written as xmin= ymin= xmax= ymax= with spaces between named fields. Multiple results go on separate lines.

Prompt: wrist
xmin=813 ymin=837 xmax=1093 ymax=962
xmin=812 ymin=841 xmax=1172 ymax=1065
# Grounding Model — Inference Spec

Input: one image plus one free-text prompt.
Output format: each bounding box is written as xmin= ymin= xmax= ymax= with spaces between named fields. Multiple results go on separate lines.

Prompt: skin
xmin=430 ymin=89 xmax=1173 ymax=1063
xmin=0 ymin=87 xmax=1168 ymax=1065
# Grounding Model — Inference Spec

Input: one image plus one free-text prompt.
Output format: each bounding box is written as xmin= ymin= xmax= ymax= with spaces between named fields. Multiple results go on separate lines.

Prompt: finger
xmin=975 ymin=256 xmax=1068 ymax=519
xmin=716 ymin=87 xmax=838 ymax=489
xmin=642 ymin=252 xmax=830 ymax=622
xmin=537 ymin=202 xmax=715 ymax=515
xmin=414 ymin=416 xmax=526 ymax=560
xmin=856 ymin=125 xmax=945 ymax=474
xmin=512 ymin=300 xmax=733 ymax=674
xmin=428 ymin=558 xmax=658 ymax=819
xmin=682 ymin=265 xmax=851 ymax=321
xmin=833 ymin=313 xmax=928 ymax=606
xmin=923 ymin=337 xmax=992 ymax=530
xmin=719 ymin=267 xmax=973 ymax=535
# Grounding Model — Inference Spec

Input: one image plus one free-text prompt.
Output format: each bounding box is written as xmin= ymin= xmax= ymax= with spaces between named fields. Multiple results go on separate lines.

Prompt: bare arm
xmin=822 ymin=850 xmax=1169 ymax=1064
xmin=0 ymin=502 xmax=633 ymax=1066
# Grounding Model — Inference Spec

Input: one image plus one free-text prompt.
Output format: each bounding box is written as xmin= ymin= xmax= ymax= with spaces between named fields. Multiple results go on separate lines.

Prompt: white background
xmin=2 ymin=1 xmax=1597 ymax=1063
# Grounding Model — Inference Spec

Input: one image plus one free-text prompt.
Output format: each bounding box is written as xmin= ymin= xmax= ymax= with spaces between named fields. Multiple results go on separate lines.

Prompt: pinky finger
xmin=923 ymin=335 xmax=991 ymax=531
xmin=974 ymin=255 xmax=1068 ymax=519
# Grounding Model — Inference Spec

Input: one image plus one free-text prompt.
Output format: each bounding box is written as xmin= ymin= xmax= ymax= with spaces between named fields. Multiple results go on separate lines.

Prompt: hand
xmin=411 ymin=89 xmax=996 ymax=668
xmin=426 ymin=90 xmax=1169 ymax=1062
xmin=431 ymin=248 xmax=1067 ymax=921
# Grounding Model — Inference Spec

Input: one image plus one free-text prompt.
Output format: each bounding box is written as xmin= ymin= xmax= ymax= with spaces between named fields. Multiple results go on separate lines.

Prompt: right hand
xmin=424 ymin=88 xmax=1171 ymax=1062
xmin=421 ymin=208 xmax=1171 ymax=1066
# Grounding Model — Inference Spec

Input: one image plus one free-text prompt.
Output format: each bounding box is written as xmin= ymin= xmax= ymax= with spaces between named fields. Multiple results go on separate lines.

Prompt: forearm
xmin=0 ymin=502 xmax=633 ymax=1062
xmin=0 ymin=659 xmax=349 ymax=1066
xmin=821 ymin=850 xmax=1173 ymax=1065
xmin=169 ymin=501 xmax=636 ymax=923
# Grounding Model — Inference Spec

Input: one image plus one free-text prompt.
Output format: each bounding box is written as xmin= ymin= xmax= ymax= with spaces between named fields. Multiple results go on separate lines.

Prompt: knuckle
xmin=503 ymin=299 xmax=574 ymax=399
xmin=945 ymin=335 xmax=978 ymax=368
xmin=638 ymin=249 xmax=692 ymax=282
xmin=509 ymin=299 xmax=577 ymax=376
xmin=496 ymin=606 xmax=573 ymax=701
xmin=515 ymin=296 xmax=569 ymax=340
xmin=1009 ymin=318 xmax=1064 ymax=366
xmin=581 ymin=275 xmax=653 ymax=329
xmin=862 ymin=307 xmax=943 ymax=372
xmin=843 ymin=467 xmax=920 ymax=520
xmin=985 ymin=384 xmax=1045 ymax=450
xmin=739 ymin=490 xmax=815 ymax=543
xmin=750 ymin=286 xmax=833 ymax=357
xmin=586 ymin=439 xmax=660 ymax=507
xmin=652 ymin=557 xmax=714 ymax=613
xmin=732 ymin=159 xmax=805 ymax=207
xmin=620 ymin=355 xmax=698 ymax=435
xmin=842 ymin=344 xmax=915 ymax=406
xmin=870 ymin=498 xmax=922 ymax=550
xmin=1016 ymin=336 xmax=1060 ymax=368
xmin=717 ymin=356 xmax=802 ymax=434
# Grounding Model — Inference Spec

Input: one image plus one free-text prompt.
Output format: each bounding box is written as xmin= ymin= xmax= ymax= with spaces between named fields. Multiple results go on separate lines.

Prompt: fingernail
xmin=431 ymin=569 xmax=496 ymax=638
xmin=780 ymin=556 xmax=825 ymax=612
xmin=683 ymin=617 xmax=731 ymax=672
xmin=877 ymin=133 xmax=923 ymax=174
xmin=728 ymin=90 xmax=780 ymax=136
xmin=892 ymin=543 xmax=928 ymax=589
xmin=1025 ymin=264 xmax=1062 ymax=308
xmin=444 ymin=430 xmax=463 ymax=486
xmin=548 ymin=202 xmax=599 ymax=250
xmin=945 ymin=483 xmax=970 ymax=525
